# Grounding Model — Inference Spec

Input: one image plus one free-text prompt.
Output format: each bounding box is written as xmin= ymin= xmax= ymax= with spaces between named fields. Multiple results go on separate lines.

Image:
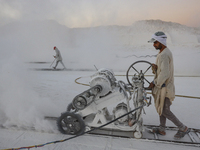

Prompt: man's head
xmin=148 ymin=31 xmax=167 ymax=50
xmin=53 ymin=46 xmax=56 ymax=50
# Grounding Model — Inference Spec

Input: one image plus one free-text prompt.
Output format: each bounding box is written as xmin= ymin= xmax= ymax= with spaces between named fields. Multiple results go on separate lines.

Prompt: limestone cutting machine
xmin=57 ymin=61 xmax=152 ymax=138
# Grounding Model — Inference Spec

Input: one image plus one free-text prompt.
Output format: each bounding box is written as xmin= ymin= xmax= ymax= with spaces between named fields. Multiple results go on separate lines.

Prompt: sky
xmin=0 ymin=0 xmax=200 ymax=28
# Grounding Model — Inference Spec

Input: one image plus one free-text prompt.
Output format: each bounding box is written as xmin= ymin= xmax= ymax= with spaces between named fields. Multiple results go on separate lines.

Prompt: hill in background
xmin=0 ymin=19 xmax=199 ymax=75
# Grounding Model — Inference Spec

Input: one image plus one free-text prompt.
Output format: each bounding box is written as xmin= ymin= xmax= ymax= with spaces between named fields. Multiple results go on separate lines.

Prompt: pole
xmin=50 ymin=58 xmax=56 ymax=67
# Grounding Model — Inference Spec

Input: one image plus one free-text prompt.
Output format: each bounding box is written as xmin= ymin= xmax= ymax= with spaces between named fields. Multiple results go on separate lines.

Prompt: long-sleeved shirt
xmin=153 ymin=47 xmax=175 ymax=101
xmin=152 ymin=47 xmax=175 ymax=115
xmin=55 ymin=47 xmax=62 ymax=61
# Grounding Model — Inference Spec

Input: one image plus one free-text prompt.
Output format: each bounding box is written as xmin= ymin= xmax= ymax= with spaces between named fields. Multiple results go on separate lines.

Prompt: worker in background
xmin=148 ymin=31 xmax=190 ymax=139
xmin=53 ymin=46 xmax=66 ymax=70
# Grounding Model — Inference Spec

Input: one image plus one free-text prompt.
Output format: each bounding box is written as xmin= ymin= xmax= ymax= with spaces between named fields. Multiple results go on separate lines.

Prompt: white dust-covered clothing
xmin=54 ymin=47 xmax=62 ymax=61
xmin=152 ymin=47 xmax=175 ymax=115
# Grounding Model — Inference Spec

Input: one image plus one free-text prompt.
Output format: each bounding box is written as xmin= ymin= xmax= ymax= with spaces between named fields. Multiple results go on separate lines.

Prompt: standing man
xmin=148 ymin=31 xmax=190 ymax=139
xmin=53 ymin=46 xmax=66 ymax=70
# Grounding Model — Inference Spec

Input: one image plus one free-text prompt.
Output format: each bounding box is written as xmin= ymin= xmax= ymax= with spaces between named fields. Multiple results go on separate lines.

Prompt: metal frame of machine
xmin=57 ymin=61 xmax=152 ymax=138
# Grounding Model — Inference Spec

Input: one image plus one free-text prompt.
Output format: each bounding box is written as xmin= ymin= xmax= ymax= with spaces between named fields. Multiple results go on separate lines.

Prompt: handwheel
xmin=57 ymin=112 xmax=85 ymax=135
xmin=126 ymin=60 xmax=152 ymax=87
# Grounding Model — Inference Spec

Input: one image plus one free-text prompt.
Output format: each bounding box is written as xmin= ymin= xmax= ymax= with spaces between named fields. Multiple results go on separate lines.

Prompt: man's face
xmin=153 ymin=41 xmax=162 ymax=50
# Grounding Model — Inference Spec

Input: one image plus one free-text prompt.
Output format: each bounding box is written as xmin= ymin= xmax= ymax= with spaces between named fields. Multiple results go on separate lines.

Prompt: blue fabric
xmin=152 ymin=81 xmax=165 ymax=87
xmin=162 ymin=83 xmax=166 ymax=87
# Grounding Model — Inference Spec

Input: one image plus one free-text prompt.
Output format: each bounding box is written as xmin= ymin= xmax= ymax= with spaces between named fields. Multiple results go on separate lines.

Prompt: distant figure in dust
xmin=53 ymin=46 xmax=66 ymax=70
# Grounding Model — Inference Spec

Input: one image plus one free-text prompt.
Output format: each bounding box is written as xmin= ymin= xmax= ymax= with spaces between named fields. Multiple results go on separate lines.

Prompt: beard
xmin=154 ymin=43 xmax=163 ymax=50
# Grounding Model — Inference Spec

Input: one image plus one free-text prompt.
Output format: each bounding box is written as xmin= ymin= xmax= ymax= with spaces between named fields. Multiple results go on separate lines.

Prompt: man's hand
xmin=152 ymin=64 xmax=158 ymax=74
xmin=146 ymin=82 xmax=155 ymax=90
xmin=54 ymin=56 xmax=56 ymax=58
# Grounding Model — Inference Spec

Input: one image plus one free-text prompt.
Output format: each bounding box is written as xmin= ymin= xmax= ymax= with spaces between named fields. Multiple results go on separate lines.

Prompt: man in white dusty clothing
xmin=147 ymin=31 xmax=190 ymax=139
xmin=53 ymin=46 xmax=66 ymax=70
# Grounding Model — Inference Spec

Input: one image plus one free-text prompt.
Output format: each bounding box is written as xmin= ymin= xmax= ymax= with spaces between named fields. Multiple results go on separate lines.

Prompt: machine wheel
xmin=126 ymin=60 xmax=152 ymax=88
xmin=67 ymin=103 xmax=77 ymax=112
xmin=85 ymin=126 xmax=91 ymax=132
xmin=133 ymin=131 xmax=143 ymax=139
xmin=57 ymin=112 xmax=85 ymax=135
xmin=72 ymin=96 xmax=87 ymax=110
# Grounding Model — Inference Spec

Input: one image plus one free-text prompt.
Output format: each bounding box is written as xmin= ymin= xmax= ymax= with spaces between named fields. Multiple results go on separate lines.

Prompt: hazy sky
xmin=0 ymin=0 xmax=200 ymax=28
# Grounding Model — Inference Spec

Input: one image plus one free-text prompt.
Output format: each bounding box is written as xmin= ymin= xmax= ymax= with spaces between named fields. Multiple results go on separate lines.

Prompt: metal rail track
xmin=45 ymin=116 xmax=200 ymax=147
xmin=88 ymin=125 xmax=200 ymax=147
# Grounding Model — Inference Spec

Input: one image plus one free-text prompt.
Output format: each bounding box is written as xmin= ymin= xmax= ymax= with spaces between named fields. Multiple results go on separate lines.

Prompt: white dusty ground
xmin=0 ymin=20 xmax=200 ymax=149
xmin=0 ymin=65 xmax=200 ymax=149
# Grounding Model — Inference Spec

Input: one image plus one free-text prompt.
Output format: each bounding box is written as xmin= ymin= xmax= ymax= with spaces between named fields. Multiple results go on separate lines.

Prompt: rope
xmin=116 ymin=54 xmax=157 ymax=58
xmin=2 ymin=105 xmax=144 ymax=150
xmin=75 ymin=77 xmax=90 ymax=86
xmin=75 ymin=76 xmax=200 ymax=100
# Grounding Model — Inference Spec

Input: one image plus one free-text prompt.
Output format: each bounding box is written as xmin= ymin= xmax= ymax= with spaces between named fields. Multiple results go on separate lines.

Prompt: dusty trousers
xmin=159 ymin=97 xmax=185 ymax=131
xmin=54 ymin=60 xmax=66 ymax=69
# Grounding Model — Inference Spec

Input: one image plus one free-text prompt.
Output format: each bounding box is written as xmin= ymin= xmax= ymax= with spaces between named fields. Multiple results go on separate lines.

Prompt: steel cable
xmin=2 ymin=105 xmax=144 ymax=150
xmin=75 ymin=76 xmax=200 ymax=100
